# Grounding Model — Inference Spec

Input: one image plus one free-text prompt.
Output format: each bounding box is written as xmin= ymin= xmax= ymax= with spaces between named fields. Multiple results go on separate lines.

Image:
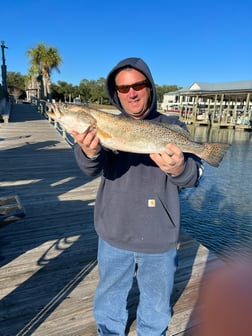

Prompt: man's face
xmin=115 ymin=68 xmax=151 ymax=119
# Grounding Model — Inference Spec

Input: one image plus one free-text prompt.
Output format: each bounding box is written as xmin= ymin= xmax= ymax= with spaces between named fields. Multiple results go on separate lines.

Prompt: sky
xmin=2 ymin=0 xmax=252 ymax=88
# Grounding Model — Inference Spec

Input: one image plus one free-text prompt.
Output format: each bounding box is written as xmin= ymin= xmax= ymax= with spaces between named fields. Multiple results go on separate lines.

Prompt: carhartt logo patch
xmin=148 ymin=199 xmax=156 ymax=207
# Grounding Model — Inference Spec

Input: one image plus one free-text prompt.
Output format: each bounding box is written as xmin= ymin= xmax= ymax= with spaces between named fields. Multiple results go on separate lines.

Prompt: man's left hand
xmin=150 ymin=143 xmax=185 ymax=177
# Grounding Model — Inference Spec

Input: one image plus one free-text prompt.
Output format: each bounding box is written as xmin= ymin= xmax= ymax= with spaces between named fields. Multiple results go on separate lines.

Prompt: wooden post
xmin=234 ymin=97 xmax=238 ymax=125
xmin=227 ymin=98 xmax=232 ymax=124
xmin=207 ymin=97 xmax=211 ymax=116
xmin=244 ymin=93 xmax=250 ymax=117
xmin=218 ymin=94 xmax=224 ymax=123
xmin=193 ymin=95 xmax=199 ymax=122
xmin=213 ymin=94 xmax=217 ymax=123
xmin=207 ymin=97 xmax=212 ymax=125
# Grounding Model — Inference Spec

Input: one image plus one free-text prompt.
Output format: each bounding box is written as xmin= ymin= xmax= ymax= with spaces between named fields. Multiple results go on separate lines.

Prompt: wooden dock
xmin=0 ymin=103 xmax=222 ymax=336
xmin=182 ymin=118 xmax=252 ymax=130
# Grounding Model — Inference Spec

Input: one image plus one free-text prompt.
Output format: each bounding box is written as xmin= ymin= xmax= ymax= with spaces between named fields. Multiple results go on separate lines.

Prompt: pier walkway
xmin=0 ymin=103 xmax=222 ymax=336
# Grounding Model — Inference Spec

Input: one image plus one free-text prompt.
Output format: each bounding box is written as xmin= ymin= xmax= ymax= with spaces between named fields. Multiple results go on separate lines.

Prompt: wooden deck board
xmin=0 ymin=103 xmax=222 ymax=336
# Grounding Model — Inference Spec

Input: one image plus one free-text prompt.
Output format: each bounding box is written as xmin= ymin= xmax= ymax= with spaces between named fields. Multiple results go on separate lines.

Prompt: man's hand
xmin=71 ymin=128 xmax=101 ymax=159
xmin=150 ymin=143 xmax=185 ymax=177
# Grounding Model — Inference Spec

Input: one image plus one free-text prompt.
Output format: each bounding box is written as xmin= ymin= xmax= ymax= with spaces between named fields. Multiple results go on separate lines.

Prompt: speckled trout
xmin=46 ymin=103 xmax=229 ymax=167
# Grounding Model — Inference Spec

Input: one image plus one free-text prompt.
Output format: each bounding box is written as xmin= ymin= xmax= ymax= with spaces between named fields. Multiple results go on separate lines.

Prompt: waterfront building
xmin=161 ymin=80 xmax=252 ymax=128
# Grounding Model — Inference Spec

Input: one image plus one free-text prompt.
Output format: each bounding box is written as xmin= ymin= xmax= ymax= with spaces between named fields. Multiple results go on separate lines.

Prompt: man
xmin=72 ymin=57 xmax=202 ymax=335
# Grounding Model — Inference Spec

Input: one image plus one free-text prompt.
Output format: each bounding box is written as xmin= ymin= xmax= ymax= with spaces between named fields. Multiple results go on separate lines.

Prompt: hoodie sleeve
xmin=74 ymin=143 xmax=105 ymax=177
xmin=168 ymin=154 xmax=204 ymax=188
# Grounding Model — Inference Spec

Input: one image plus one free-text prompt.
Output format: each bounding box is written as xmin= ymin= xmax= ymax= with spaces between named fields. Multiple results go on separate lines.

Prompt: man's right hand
xmin=71 ymin=128 xmax=101 ymax=159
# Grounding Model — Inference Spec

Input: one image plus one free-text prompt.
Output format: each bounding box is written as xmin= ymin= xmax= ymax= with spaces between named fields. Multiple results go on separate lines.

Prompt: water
xmin=180 ymin=126 xmax=252 ymax=261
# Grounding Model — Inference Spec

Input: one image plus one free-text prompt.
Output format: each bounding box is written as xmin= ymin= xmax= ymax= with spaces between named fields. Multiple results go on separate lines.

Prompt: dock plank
xmin=0 ymin=103 xmax=222 ymax=336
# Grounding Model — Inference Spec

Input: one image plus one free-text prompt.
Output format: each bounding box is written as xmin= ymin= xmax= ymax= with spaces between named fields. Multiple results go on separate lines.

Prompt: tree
xmin=27 ymin=43 xmax=62 ymax=99
xmin=7 ymin=72 xmax=26 ymax=90
xmin=7 ymin=72 xmax=26 ymax=99
xmin=155 ymin=84 xmax=180 ymax=103
xmin=50 ymin=80 xmax=80 ymax=102
xmin=78 ymin=79 xmax=91 ymax=103
xmin=79 ymin=77 xmax=107 ymax=104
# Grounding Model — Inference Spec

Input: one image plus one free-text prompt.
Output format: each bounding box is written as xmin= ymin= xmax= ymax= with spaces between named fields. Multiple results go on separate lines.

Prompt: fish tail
xmin=200 ymin=143 xmax=230 ymax=167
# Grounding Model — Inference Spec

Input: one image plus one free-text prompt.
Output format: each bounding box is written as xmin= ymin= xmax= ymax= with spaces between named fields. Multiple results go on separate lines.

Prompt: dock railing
xmin=30 ymin=97 xmax=75 ymax=147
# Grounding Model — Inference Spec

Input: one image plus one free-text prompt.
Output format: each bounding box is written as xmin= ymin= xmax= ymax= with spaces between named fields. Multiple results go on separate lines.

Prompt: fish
xmin=46 ymin=102 xmax=230 ymax=167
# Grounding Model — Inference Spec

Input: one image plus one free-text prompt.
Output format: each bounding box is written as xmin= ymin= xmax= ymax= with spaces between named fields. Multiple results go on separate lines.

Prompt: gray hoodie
xmin=74 ymin=57 xmax=202 ymax=253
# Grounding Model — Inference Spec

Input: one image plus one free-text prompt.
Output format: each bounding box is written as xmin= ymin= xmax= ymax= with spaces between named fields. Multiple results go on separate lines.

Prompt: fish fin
xmin=200 ymin=143 xmax=230 ymax=167
xmin=161 ymin=123 xmax=193 ymax=140
xmin=97 ymin=129 xmax=112 ymax=139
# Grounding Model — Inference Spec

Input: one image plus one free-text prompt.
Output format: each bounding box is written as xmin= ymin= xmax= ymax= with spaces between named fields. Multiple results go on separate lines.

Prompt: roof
xmin=189 ymin=80 xmax=252 ymax=91
xmin=164 ymin=80 xmax=252 ymax=96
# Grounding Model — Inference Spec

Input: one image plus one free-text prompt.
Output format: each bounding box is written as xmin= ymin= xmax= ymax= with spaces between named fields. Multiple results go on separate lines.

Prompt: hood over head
xmin=106 ymin=57 xmax=158 ymax=119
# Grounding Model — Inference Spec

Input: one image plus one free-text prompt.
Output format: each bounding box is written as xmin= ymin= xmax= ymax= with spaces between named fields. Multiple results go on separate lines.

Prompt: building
xmin=161 ymin=80 xmax=252 ymax=127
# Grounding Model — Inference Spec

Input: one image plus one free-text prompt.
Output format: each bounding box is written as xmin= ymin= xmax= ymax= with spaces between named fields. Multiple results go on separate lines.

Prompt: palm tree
xmin=27 ymin=43 xmax=62 ymax=100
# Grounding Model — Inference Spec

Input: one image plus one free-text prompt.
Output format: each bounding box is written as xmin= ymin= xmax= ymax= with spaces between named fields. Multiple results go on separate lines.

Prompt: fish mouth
xmin=46 ymin=102 xmax=61 ymax=120
xmin=47 ymin=111 xmax=56 ymax=119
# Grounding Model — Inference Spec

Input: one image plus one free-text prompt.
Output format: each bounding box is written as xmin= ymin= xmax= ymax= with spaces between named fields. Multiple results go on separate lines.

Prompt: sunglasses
xmin=116 ymin=80 xmax=149 ymax=94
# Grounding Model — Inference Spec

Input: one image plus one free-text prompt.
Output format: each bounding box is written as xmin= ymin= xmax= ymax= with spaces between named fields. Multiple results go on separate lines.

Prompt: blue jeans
xmin=94 ymin=238 xmax=178 ymax=336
